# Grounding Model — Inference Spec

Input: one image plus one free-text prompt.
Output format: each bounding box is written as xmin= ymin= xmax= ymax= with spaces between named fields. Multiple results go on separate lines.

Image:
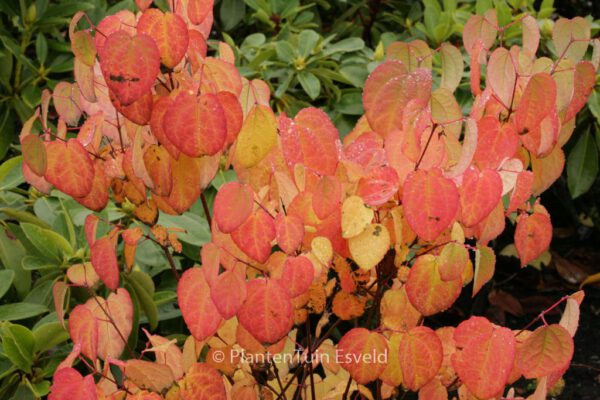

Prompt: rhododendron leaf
xmin=99 ymin=30 xmax=160 ymax=105
xmin=452 ymin=317 xmax=516 ymax=399
xmin=280 ymin=255 xmax=314 ymax=297
xmin=164 ymin=92 xmax=227 ymax=157
xmin=487 ymin=47 xmax=516 ymax=108
xmin=231 ymin=210 xmax=275 ymax=264
xmin=473 ymin=245 xmax=495 ymax=297
xmin=274 ymin=213 xmax=304 ymax=255
xmin=178 ymin=268 xmax=222 ymax=341
xmin=356 ymin=166 xmax=400 ymax=206
xmin=21 ymin=134 xmax=47 ymax=176
xmin=337 ymin=328 xmax=388 ymax=384
xmin=312 ymin=175 xmax=342 ymax=219
xmin=91 ymin=236 xmax=120 ymax=290
xmin=213 ymin=182 xmax=253 ymax=234
xmin=178 ymin=363 xmax=227 ymax=400
xmin=514 ymin=212 xmax=552 ymax=267
xmin=49 ymin=368 xmax=97 ymax=400
xmin=517 ymin=324 xmax=574 ymax=379
xmin=459 ymin=168 xmax=503 ymax=227
xmin=440 ymin=43 xmax=463 ymax=93
xmin=514 ymin=73 xmax=556 ymax=135
xmin=137 ymin=9 xmax=189 ymax=68
xmin=234 ymin=105 xmax=277 ymax=168
xmin=68 ymin=304 xmax=98 ymax=361
xmin=341 ymin=195 xmax=374 ymax=239
xmin=406 ymin=255 xmax=462 ymax=316
xmin=53 ymin=82 xmax=82 ymax=126
xmin=438 ymin=243 xmax=469 ymax=282
xmin=553 ymin=17 xmax=591 ymax=63
xmin=348 ymin=223 xmax=390 ymax=271
xmin=398 ymin=326 xmax=443 ymax=391
xmin=124 ymin=359 xmax=175 ymax=393
xmin=237 ymin=278 xmax=293 ymax=343
xmin=210 ymin=269 xmax=247 ymax=319
xmin=45 ymin=139 xmax=94 ymax=199
xmin=403 ymin=169 xmax=459 ymax=241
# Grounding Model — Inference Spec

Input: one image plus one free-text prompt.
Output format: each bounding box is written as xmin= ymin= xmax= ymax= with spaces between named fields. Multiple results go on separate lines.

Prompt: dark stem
xmin=414 ymin=123 xmax=438 ymax=171
xmin=305 ymin=317 xmax=317 ymax=400
xmin=162 ymin=245 xmax=180 ymax=280
xmin=200 ymin=192 xmax=212 ymax=227
xmin=342 ymin=375 xmax=353 ymax=400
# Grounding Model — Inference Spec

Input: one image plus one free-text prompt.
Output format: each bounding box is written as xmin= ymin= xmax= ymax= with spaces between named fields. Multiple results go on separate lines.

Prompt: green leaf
xmin=0 ymin=208 xmax=51 ymax=229
xmin=587 ymin=89 xmax=600 ymax=121
xmin=297 ymin=30 xmax=320 ymax=59
xmin=35 ymin=34 xmax=48 ymax=65
xmin=32 ymin=322 xmax=68 ymax=353
xmin=220 ymin=0 xmax=245 ymax=30
xmin=0 ymin=156 xmax=24 ymax=191
xmin=0 ymin=270 xmax=14 ymax=299
xmin=157 ymin=212 xmax=210 ymax=247
xmin=275 ymin=41 xmax=296 ymax=63
xmin=21 ymin=255 xmax=57 ymax=270
xmin=567 ymin=129 xmax=599 ymax=198
xmin=1 ymin=323 xmax=35 ymax=374
xmin=0 ymin=226 xmax=30 ymax=298
xmin=323 ymin=37 xmax=364 ymax=55
xmin=0 ymin=303 xmax=48 ymax=321
xmin=21 ymin=223 xmax=74 ymax=263
xmin=126 ymin=271 xmax=158 ymax=330
xmin=297 ymin=71 xmax=321 ymax=100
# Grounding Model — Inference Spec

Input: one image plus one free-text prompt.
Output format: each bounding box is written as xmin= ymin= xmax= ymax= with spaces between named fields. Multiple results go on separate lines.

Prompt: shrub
xmin=11 ymin=1 xmax=598 ymax=399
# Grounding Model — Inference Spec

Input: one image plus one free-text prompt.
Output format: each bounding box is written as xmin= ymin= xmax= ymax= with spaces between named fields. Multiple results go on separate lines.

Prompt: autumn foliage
xmin=19 ymin=1 xmax=598 ymax=399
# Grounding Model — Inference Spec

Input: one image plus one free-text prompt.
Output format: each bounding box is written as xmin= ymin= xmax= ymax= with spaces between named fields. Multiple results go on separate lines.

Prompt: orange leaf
xmin=178 ymin=268 xmax=223 ymax=341
xmin=91 ymin=236 xmax=120 ymax=290
xmin=473 ymin=245 xmax=495 ymax=297
xmin=158 ymin=153 xmax=204 ymax=214
xmin=356 ymin=166 xmax=400 ymax=206
xmin=515 ymin=73 xmax=556 ymax=135
xmin=150 ymin=95 xmax=180 ymax=159
xmin=53 ymin=281 xmax=69 ymax=328
xmin=124 ymin=359 xmax=175 ymax=393
xmin=21 ymin=135 xmax=47 ymax=176
xmin=187 ymin=0 xmax=213 ymax=25
xmin=451 ymin=316 xmax=515 ymax=399
xmin=237 ymin=278 xmax=293 ymax=344
xmin=179 ymin=363 xmax=226 ymax=400
xmin=68 ymin=304 xmax=98 ymax=361
xmin=337 ymin=328 xmax=388 ymax=384
xmin=231 ymin=210 xmax=275 ymax=264
xmin=216 ymin=91 xmax=243 ymax=146
xmin=474 ymin=117 xmax=519 ymax=170
xmin=312 ymin=175 xmax=342 ymax=220
xmin=74 ymin=160 xmax=109 ymax=211
xmin=517 ymin=324 xmax=574 ymax=379
xmin=143 ymin=144 xmax=173 ymax=197
xmin=462 ymin=10 xmax=497 ymax=56
xmin=45 ymin=139 xmax=94 ymax=198
xmin=459 ymin=167 xmax=503 ymax=227
xmin=438 ymin=242 xmax=469 ymax=282
xmin=53 ymin=82 xmax=82 ymax=126
xmin=402 ymin=168 xmax=459 ymax=242
xmin=487 ymin=47 xmax=517 ymax=108
xmin=67 ymin=262 xmax=99 ymax=288
xmin=405 ymin=254 xmax=462 ymax=316
xmin=564 ymin=61 xmax=595 ymax=122
xmin=380 ymin=287 xmax=421 ymax=331
xmin=514 ymin=212 xmax=552 ymax=267
xmin=507 ymin=170 xmax=534 ymax=214
xmin=99 ymin=30 xmax=160 ymax=105
xmin=213 ymin=182 xmax=254 ymax=233
xmin=280 ymin=255 xmax=314 ymax=297
xmin=398 ymin=326 xmax=443 ymax=391
xmin=163 ymin=92 xmax=227 ymax=157
xmin=137 ymin=9 xmax=189 ymax=68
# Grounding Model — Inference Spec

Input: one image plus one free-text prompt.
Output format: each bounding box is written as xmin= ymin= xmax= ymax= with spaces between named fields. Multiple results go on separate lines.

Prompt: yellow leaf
xmin=311 ymin=236 xmax=333 ymax=266
xmin=341 ymin=196 xmax=374 ymax=239
xmin=349 ymin=223 xmax=390 ymax=271
xmin=234 ymin=105 xmax=277 ymax=168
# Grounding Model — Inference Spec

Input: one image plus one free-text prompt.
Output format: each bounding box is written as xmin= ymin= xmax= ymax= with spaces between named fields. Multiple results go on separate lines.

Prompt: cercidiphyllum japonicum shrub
xmin=19 ymin=0 xmax=596 ymax=398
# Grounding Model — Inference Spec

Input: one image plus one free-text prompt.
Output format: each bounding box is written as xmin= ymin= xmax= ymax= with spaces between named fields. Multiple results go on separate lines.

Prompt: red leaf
xmin=84 ymin=214 xmax=99 ymax=246
xmin=517 ymin=324 xmax=574 ymax=379
xmin=237 ymin=278 xmax=293 ymax=344
xmin=474 ymin=117 xmax=519 ymax=170
xmin=280 ymin=255 xmax=314 ymax=297
xmin=356 ymin=166 xmax=400 ymax=206
xmin=74 ymin=160 xmax=110 ymax=212
xmin=564 ymin=61 xmax=595 ymax=122
xmin=210 ymin=269 xmax=247 ymax=319
xmin=187 ymin=0 xmax=214 ymax=25
xmin=452 ymin=317 xmax=516 ymax=399
xmin=402 ymin=168 xmax=459 ymax=241
xmin=459 ymin=167 xmax=503 ymax=227
xmin=137 ymin=9 xmax=189 ymax=68
xmin=398 ymin=326 xmax=443 ymax=391
xmin=91 ymin=236 xmax=120 ymax=290
xmin=515 ymin=73 xmax=556 ymax=135
xmin=178 ymin=268 xmax=223 ymax=341
xmin=337 ymin=328 xmax=388 ymax=384
xmin=231 ymin=210 xmax=275 ymax=264
xmin=49 ymin=368 xmax=97 ymax=400
xmin=274 ymin=213 xmax=304 ymax=255
xmin=45 ymin=139 xmax=94 ymax=198
xmin=99 ymin=30 xmax=160 ymax=105
xmin=312 ymin=175 xmax=342 ymax=220
xmin=507 ymin=170 xmax=534 ymax=214
xmin=213 ymin=182 xmax=254 ymax=234
xmin=216 ymin=91 xmax=243 ymax=146
xmin=514 ymin=212 xmax=552 ymax=267
xmin=163 ymin=92 xmax=227 ymax=157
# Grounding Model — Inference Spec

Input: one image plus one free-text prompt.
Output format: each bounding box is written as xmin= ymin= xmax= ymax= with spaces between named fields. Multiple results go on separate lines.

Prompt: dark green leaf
xmin=567 ymin=129 xmax=599 ymax=198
